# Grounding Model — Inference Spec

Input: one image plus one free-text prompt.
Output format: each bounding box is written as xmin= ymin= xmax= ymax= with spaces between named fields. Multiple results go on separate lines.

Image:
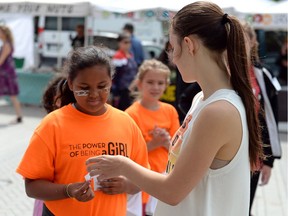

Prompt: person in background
xmin=177 ymin=82 xmax=202 ymax=116
xmin=123 ymin=23 xmax=144 ymax=67
xmin=86 ymin=2 xmax=263 ymax=215
xmin=126 ymin=59 xmax=180 ymax=216
xmin=0 ymin=25 xmax=22 ymax=124
xmin=17 ymin=46 xmax=149 ymax=216
xmin=33 ymin=74 xmax=66 ymax=216
xmin=42 ymin=75 xmax=66 ymax=114
xmin=158 ymin=41 xmax=188 ymax=123
xmin=70 ymin=24 xmax=85 ymax=50
xmin=277 ymin=37 xmax=287 ymax=86
xmin=112 ymin=33 xmax=138 ymax=110
xmin=242 ymin=22 xmax=282 ymax=216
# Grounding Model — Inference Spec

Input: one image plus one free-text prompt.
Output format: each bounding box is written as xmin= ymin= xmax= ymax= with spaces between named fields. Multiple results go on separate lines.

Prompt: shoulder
xmin=160 ymin=102 xmax=178 ymax=112
xmin=35 ymin=111 xmax=60 ymax=134
xmin=195 ymin=100 xmax=240 ymax=133
xmin=188 ymin=100 xmax=242 ymax=155
xmin=254 ymin=66 xmax=280 ymax=91
xmin=125 ymin=102 xmax=141 ymax=119
xmin=112 ymin=51 xmax=128 ymax=66
xmin=125 ymin=102 xmax=138 ymax=111
xmin=1 ymin=42 xmax=12 ymax=54
xmin=113 ymin=51 xmax=126 ymax=59
xmin=131 ymin=36 xmax=142 ymax=45
xmin=40 ymin=106 xmax=67 ymax=125
xmin=110 ymin=105 xmax=136 ymax=121
xmin=111 ymin=108 xmax=141 ymax=132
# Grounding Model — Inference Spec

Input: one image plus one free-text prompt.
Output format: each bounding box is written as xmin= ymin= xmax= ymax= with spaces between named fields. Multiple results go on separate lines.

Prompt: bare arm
xmin=25 ymin=178 xmax=94 ymax=202
xmin=87 ymin=101 xmax=241 ymax=205
xmin=0 ymin=43 xmax=12 ymax=66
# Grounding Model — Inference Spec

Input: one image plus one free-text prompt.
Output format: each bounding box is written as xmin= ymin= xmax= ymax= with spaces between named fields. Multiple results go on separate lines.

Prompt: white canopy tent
xmin=89 ymin=0 xmax=287 ymax=13
xmin=1 ymin=0 xmax=286 ymax=15
xmin=0 ymin=1 xmax=97 ymax=69
xmin=0 ymin=0 xmax=286 ymax=69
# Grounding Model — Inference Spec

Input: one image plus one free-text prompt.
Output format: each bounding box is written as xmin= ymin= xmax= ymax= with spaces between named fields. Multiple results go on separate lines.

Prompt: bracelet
xmin=65 ymin=183 xmax=73 ymax=198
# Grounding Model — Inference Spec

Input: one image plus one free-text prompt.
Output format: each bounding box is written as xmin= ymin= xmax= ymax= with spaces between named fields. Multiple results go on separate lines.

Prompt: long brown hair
xmin=0 ymin=25 xmax=14 ymax=45
xmin=172 ymin=1 xmax=263 ymax=170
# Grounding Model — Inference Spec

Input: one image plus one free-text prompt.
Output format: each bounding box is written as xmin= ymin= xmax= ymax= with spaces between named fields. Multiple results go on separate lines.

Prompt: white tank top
xmin=155 ymin=89 xmax=250 ymax=216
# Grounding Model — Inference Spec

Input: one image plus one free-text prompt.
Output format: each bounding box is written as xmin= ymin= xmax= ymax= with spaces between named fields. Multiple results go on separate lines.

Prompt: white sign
xmin=0 ymin=2 xmax=90 ymax=17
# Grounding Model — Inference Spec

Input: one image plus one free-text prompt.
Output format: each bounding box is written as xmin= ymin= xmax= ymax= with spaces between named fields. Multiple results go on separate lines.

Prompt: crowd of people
xmin=0 ymin=1 xmax=285 ymax=216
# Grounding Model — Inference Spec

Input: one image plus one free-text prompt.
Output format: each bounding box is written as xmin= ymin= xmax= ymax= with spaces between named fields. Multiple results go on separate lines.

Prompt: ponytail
xmin=226 ymin=17 xmax=263 ymax=170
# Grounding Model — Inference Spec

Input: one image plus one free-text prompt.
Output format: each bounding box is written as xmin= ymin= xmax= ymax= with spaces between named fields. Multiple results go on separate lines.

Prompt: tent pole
xmin=57 ymin=16 xmax=62 ymax=69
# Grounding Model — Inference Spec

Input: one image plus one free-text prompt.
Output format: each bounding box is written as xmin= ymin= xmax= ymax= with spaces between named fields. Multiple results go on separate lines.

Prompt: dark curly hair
xmin=42 ymin=75 xmax=66 ymax=113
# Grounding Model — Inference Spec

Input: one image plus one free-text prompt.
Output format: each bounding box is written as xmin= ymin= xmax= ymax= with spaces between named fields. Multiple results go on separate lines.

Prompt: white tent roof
xmin=90 ymin=0 xmax=287 ymax=14
xmin=0 ymin=0 xmax=287 ymax=14
xmin=268 ymin=0 xmax=288 ymax=13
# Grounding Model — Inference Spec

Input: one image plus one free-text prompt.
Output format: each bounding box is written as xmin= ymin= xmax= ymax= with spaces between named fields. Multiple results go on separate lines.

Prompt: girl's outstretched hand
xmin=86 ymin=155 xmax=126 ymax=182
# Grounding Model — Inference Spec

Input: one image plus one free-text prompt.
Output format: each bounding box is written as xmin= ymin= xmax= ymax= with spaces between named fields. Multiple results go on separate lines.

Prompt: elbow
xmin=160 ymin=184 xmax=192 ymax=206
xmin=165 ymin=198 xmax=181 ymax=206
xmin=24 ymin=178 xmax=36 ymax=198
xmin=165 ymin=201 xmax=179 ymax=206
xmin=161 ymin=193 xmax=184 ymax=206
xmin=25 ymin=186 xmax=35 ymax=198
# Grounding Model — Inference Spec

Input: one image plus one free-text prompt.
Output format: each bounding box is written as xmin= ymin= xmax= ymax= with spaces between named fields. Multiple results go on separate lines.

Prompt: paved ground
xmin=0 ymin=99 xmax=287 ymax=216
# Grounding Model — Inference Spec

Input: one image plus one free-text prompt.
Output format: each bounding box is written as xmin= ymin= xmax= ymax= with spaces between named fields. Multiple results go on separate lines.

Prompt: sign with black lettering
xmin=0 ymin=2 xmax=90 ymax=16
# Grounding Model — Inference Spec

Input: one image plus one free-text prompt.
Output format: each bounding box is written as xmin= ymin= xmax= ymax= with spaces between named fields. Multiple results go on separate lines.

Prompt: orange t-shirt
xmin=126 ymin=101 xmax=180 ymax=172
xmin=125 ymin=101 xmax=180 ymax=203
xmin=16 ymin=104 xmax=149 ymax=216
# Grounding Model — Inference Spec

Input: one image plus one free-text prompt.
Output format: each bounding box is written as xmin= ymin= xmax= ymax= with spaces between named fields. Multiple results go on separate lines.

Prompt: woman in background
xmin=0 ymin=25 xmax=22 ymax=123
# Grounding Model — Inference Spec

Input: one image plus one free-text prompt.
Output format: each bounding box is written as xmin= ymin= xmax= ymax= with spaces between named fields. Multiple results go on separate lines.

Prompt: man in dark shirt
xmin=123 ymin=23 xmax=144 ymax=67
xmin=70 ymin=24 xmax=85 ymax=50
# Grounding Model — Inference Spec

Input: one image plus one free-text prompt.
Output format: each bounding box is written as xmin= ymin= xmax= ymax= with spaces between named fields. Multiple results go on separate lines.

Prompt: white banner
xmin=0 ymin=2 xmax=90 ymax=17
xmin=0 ymin=14 xmax=34 ymax=69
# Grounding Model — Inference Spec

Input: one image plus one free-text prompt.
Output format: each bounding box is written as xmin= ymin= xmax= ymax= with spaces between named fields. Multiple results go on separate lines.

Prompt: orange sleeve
xmin=125 ymin=104 xmax=141 ymax=126
xmin=16 ymin=123 xmax=55 ymax=181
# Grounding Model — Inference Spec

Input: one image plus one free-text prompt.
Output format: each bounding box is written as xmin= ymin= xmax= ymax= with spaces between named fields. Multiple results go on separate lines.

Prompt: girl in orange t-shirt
xmin=17 ymin=46 xmax=149 ymax=216
xmin=125 ymin=59 xmax=180 ymax=216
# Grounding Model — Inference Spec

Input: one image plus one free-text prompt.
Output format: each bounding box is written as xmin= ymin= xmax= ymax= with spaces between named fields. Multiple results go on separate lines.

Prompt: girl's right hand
xmin=67 ymin=181 xmax=94 ymax=202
